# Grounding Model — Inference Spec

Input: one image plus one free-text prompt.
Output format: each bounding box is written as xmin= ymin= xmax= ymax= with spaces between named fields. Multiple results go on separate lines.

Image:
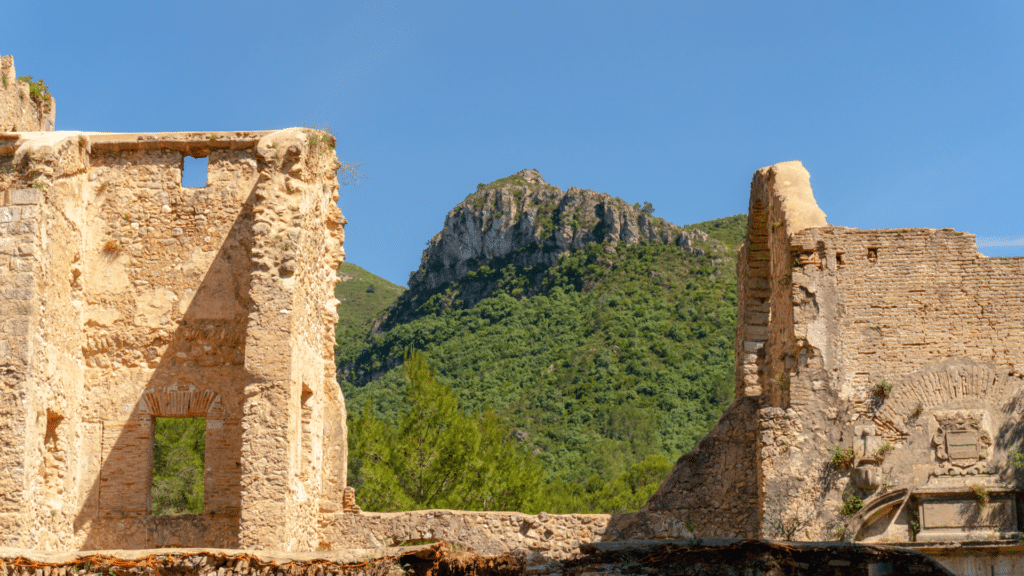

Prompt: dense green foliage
xmin=340 ymin=215 xmax=746 ymax=512
xmin=349 ymin=349 xmax=543 ymax=511
xmin=335 ymin=262 xmax=406 ymax=371
xmin=151 ymin=417 xmax=205 ymax=515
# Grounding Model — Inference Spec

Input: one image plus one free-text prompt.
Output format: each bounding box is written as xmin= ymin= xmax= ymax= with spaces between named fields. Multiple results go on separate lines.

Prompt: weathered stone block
xmin=0 ymin=207 xmax=18 ymax=223
xmin=10 ymin=189 xmax=39 ymax=205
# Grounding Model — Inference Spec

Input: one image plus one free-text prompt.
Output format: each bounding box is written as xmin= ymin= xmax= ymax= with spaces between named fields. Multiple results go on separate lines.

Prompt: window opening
xmin=182 ymin=156 xmax=209 ymax=188
xmin=867 ymin=248 xmax=878 ymax=263
xmin=151 ymin=416 xmax=205 ymax=515
xmin=835 ymin=251 xmax=845 ymax=268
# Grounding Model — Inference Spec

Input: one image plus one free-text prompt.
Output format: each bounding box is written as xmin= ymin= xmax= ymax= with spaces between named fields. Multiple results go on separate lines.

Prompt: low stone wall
xmin=322 ymin=510 xmax=620 ymax=559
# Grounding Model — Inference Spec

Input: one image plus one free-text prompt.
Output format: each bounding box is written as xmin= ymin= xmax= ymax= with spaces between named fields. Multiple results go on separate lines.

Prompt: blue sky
xmin=5 ymin=1 xmax=1022 ymax=285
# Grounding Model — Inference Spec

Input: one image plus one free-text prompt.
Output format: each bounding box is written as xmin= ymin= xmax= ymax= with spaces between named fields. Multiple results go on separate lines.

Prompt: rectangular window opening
xmin=867 ymin=247 xmax=878 ymax=263
xmin=151 ymin=416 xmax=205 ymax=516
xmin=182 ymin=155 xmax=209 ymax=188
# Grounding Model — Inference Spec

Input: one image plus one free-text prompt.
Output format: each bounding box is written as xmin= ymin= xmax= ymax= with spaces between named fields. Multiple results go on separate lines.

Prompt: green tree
xmin=350 ymin=348 xmax=543 ymax=512
xmin=151 ymin=417 xmax=205 ymax=515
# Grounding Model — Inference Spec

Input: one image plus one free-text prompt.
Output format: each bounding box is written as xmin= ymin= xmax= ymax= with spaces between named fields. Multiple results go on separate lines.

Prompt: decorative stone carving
xmin=931 ymin=410 xmax=994 ymax=476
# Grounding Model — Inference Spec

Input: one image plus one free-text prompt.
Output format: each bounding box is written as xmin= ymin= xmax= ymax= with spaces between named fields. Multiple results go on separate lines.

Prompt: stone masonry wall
xmin=239 ymin=129 xmax=347 ymax=551
xmin=733 ymin=160 xmax=1024 ymax=549
xmin=0 ymin=56 xmax=56 ymax=132
xmin=637 ymin=397 xmax=761 ymax=539
xmin=0 ymin=129 xmax=346 ymax=552
xmin=323 ymin=510 xmax=618 ymax=560
xmin=790 ymin=226 xmax=1024 ymax=409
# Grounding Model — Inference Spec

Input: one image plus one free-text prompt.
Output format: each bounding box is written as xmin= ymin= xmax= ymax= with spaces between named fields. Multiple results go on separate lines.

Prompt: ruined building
xmin=1 ymin=54 xmax=1020 ymax=575
xmin=0 ymin=56 xmax=348 ymax=550
xmin=324 ymin=161 xmax=1024 ymax=574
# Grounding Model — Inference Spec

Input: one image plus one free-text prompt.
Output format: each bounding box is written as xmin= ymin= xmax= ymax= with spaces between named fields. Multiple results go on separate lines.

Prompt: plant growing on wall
xmin=1009 ymin=448 xmax=1024 ymax=469
xmin=839 ymin=492 xmax=864 ymax=516
xmin=909 ymin=509 xmax=921 ymax=538
xmin=16 ymin=75 xmax=53 ymax=112
xmin=970 ymin=484 xmax=990 ymax=508
xmin=870 ymin=380 xmax=892 ymax=399
xmin=828 ymin=445 xmax=856 ymax=469
xmin=873 ymin=441 xmax=895 ymax=462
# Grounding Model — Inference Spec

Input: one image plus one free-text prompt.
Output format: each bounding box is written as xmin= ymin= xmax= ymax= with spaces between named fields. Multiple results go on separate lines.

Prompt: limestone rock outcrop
xmin=409 ymin=169 xmax=720 ymax=291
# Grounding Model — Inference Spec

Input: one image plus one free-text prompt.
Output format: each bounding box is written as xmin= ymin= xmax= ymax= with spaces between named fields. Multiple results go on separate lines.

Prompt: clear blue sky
xmin=6 ymin=1 xmax=1023 ymax=285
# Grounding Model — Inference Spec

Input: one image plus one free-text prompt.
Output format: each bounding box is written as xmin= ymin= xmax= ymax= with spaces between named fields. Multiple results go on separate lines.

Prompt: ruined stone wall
xmin=0 ymin=129 xmax=346 ymax=552
xmin=729 ymin=160 xmax=1024 ymax=552
xmin=239 ymin=129 xmax=347 ymax=551
xmin=789 ymin=226 xmax=1024 ymax=409
xmin=0 ymin=56 xmax=56 ymax=132
xmin=734 ymin=162 xmax=826 ymax=404
xmin=322 ymin=510 xmax=618 ymax=560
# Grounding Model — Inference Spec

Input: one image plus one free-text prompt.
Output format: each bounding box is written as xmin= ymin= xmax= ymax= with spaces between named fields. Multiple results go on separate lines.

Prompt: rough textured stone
xmin=0 ymin=56 xmax=55 ymax=132
xmin=408 ymin=169 xmax=717 ymax=292
xmin=0 ymin=128 xmax=346 ymax=552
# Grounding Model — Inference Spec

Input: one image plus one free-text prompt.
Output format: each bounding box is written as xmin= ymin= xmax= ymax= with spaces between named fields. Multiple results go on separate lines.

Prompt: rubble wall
xmin=728 ymin=160 xmax=1024 ymax=549
xmin=0 ymin=56 xmax=56 ymax=132
xmin=239 ymin=129 xmax=347 ymax=551
xmin=322 ymin=510 xmax=619 ymax=560
xmin=0 ymin=129 xmax=346 ymax=552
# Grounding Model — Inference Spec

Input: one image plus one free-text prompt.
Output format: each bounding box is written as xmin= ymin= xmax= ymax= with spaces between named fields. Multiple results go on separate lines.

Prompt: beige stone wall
xmin=728 ymin=160 xmax=1024 ymax=550
xmin=790 ymin=226 xmax=1024 ymax=408
xmin=638 ymin=397 xmax=760 ymax=538
xmin=0 ymin=129 xmax=346 ymax=552
xmin=0 ymin=56 xmax=56 ymax=132
xmin=323 ymin=510 xmax=618 ymax=559
xmin=238 ymin=129 xmax=347 ymax=551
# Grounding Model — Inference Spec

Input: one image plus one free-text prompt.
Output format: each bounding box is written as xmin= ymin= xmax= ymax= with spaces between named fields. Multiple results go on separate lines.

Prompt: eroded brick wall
xmin=790 ymin=227 xmax=1024 ymax=407
xmin=732 ymin=161 xmax=1024 ymax=545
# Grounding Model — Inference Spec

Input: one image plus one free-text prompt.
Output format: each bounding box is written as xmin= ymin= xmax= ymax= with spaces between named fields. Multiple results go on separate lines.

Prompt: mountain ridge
xmin=337 ymin=169 xmax=746 ymax=508
xmin=409 ymin=169 xmax=724 ymax=292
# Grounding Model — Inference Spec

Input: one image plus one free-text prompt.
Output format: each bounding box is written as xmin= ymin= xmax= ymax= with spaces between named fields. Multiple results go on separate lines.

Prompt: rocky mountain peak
xmin=515 ymin=168 xmax=546 ymax=185
xmin=407 ymin=170 xmax=720 ymax=291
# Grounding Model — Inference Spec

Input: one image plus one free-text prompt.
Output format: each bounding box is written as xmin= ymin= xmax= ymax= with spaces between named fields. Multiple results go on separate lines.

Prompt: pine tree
xmin=349 ymin=348 xmax=542 ymax=511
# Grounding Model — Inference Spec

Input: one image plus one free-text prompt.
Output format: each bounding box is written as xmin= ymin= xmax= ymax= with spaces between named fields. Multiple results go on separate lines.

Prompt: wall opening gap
xmin=151 ymin=416 xmax=206 ymax=515
xmin=182 ymin=155 xmax=209 ymax=188
xmin=867 ymin=247 xmax=878 ymax=263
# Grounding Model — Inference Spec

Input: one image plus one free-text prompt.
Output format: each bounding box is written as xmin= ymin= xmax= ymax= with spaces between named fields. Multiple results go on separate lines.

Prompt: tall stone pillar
xmin=238 ymin=128 xmax=346 ymax=550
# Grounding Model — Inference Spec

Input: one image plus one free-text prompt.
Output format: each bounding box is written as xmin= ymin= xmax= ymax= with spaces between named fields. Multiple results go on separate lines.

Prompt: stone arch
xmin=139 ymin=380 xmax=224 ymax=419
xmin=872 ymin=361 xmax=1024 ymax=444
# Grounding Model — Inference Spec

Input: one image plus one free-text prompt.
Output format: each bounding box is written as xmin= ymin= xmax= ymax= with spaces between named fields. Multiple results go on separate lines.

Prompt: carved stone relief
xmin=931 ymin=410 xmax=994 ymax=476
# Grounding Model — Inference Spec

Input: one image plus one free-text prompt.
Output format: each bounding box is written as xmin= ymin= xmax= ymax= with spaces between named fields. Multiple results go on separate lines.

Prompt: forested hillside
xmin=338 ymin=170 xmax=747 ymax=514
xmin=334 ymin=262 xmax=405 ymax=367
